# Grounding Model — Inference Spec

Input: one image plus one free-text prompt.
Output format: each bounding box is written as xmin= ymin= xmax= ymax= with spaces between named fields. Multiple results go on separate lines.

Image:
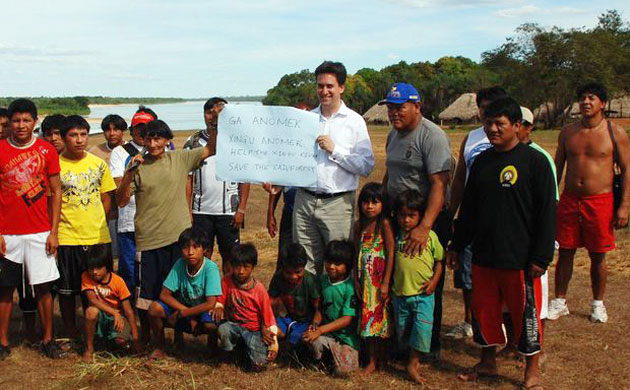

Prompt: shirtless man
xmin=549 ymin=82 xmax=630 ymax=323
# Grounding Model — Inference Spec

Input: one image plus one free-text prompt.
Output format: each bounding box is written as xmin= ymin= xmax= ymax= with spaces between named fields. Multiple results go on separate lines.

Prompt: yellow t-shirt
xmin=392 ymin=230 xmax=444 ymax=297
xmin=59 ymin=152 xmax=117 ymax=245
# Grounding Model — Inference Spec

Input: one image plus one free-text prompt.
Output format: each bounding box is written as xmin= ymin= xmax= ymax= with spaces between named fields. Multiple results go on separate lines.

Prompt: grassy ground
xmin=1 ymin=123 xmax=629 ymax=389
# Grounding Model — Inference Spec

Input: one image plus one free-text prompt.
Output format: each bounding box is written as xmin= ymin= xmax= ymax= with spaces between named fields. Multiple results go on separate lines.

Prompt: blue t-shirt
xmin=163 ymin=258 xmax=222 ymax=307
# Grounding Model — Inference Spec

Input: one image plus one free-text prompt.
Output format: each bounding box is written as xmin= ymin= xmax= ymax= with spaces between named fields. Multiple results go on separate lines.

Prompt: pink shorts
xmin=556 ymin=192 xmax=615 ymax=253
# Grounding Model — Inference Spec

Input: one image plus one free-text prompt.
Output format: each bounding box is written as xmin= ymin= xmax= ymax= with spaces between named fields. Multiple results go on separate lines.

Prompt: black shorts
xmin=137 ymin=242 xmax=180 ymax=311
xmin=55 ymin=244 xmax=112 ymax=296
xmin=192 ymin=214 xmax=240 ymax=261
xmin=0 ymin=257 xmax=22 ymax=287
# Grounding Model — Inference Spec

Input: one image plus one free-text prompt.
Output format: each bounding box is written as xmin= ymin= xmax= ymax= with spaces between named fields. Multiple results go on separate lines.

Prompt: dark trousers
xmin=431 ymin=208 xmax=453 ymax=354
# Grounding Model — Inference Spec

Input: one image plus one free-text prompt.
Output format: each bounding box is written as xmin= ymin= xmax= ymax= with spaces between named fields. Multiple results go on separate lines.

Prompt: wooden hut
xmin=438 ymin=93 xmax=478 ymax=124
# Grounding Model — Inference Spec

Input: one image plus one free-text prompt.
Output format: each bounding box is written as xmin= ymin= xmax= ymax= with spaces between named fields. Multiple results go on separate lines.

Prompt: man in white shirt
xmin=293 ymin=61 xmax=375 ymax=275
xmin=184 ymin=97 xmax=250 ymax=273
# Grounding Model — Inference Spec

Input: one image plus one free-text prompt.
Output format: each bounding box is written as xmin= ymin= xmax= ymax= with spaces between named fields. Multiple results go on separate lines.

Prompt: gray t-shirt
xmin=385 ymin=117 xmax=451 ymax=199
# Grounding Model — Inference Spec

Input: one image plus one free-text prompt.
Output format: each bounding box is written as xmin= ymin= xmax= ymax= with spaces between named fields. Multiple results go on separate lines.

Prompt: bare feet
xmin=406 ymin=361 xmax=426 ymax=384
xmin=362 ymin=361 xmax=377 ymax=375
xmin=148 ymin=348 xmax=165 ymax=361
xmin=458 ymin=363 xmax=498 ymax=381
xmin=82 ymin=349 xmax=93 ymax=363
xmin=498 ymin=344 xmax=520 ymax=360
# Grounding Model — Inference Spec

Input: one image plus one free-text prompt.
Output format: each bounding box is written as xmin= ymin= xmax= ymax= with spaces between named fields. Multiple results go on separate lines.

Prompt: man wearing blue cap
xmin=381 ymin=82 xmax=452 ymax=360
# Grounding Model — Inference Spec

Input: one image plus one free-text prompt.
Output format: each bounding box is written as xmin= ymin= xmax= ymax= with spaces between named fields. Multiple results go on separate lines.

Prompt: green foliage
xmin=0 ymin=96 xmax=91 ymax=115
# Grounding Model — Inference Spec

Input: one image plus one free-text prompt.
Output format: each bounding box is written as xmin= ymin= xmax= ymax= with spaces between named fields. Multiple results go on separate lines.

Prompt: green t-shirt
xmin=268 ymin=271 xmax=320 ymax=323
xmin=393 ymin=230 xmax=444 ymax=297
xmin=163 ymin=258 xmax=222 ymax=307
xmin=131 ymin=149 xmax=204 ymax=251
xmin=319 ymin=275 xmax=359 ymax=350
xmin=529 ymin=141 xmax=559 ymax=201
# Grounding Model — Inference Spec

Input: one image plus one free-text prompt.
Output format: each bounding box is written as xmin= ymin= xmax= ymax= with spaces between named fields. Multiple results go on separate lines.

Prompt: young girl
xmin=392 ymin=189 xmax=444 ymax=384
xmin=353 ymin=182 xmax=395 ymax=375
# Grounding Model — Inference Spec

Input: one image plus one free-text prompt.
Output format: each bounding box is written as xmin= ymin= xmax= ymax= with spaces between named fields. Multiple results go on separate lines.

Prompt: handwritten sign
xmin=216 ymin=105 xmax=320 ymax=187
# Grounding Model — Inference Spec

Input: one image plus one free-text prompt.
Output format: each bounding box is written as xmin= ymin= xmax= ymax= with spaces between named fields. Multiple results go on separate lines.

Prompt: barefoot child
xmin=303 ymin=240 xmax=360 ymax=376
xmin=147 ymin=227 xmax=222 ymax=359
xmin=353 ymin=183 xmax=394 ymax=374
xmin=269 ymin=243 xmax=322 ymax=348
xmin=392 ymin=190 xmax=444 ymax=384
xmin=82 ymin=245 xmax=140 ymax=362
xmin=214 ymin=243 xmax=278 ymax=371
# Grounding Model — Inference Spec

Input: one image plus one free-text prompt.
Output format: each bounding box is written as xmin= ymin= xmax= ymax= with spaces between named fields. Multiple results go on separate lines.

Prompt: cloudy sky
xmin=1 ymin=0 xmax=628 ymax=98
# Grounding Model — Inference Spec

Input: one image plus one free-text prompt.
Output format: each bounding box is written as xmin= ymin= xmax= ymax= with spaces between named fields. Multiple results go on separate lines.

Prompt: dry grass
xmin=0 ymin=123 xmax=629 ymax=389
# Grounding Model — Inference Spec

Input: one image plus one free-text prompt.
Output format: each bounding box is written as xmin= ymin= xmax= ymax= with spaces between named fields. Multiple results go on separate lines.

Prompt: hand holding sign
xmin=216 ymin=105 xmax=320 ymax=187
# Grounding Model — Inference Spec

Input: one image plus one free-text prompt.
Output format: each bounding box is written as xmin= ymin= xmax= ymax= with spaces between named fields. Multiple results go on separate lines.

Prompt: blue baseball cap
xmin=378 ymin=82 xmax=421 ymax=105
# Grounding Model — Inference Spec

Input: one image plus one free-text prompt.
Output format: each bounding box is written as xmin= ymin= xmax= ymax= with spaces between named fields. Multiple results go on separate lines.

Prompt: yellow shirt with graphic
xmin=59 ymin=152 xmax=117 ymax=245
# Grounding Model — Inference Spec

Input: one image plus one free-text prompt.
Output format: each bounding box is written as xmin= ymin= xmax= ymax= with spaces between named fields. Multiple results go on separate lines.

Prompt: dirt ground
xmin=0 ymin=124 xmax=629 ymax=389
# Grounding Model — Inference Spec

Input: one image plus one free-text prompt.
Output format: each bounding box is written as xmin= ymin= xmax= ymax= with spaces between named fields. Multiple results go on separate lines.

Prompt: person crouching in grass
xmin=303 ymin=240 xmax=360 ymax=377
xmin=147 ymin=227 xmax=222 ymax=360
xmin=214 ymin=243 xmax=278 ymax=371
xmin=269 ymin=243 xmax=322 ymax=350
xmin=82 ymin=245 xmax=140 ymax=363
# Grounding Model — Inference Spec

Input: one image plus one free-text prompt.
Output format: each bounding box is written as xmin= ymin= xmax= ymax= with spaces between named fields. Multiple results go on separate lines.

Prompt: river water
xmin=87 ymin=100 xmax=261 ymax=134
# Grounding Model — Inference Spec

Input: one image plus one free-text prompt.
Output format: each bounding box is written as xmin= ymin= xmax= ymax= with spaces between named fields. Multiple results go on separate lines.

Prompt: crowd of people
xmin=0 ymin=60 xmax=626 ymax=389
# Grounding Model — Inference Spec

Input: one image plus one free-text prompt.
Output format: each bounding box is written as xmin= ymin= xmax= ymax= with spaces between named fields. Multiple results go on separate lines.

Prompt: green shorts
xmin=96 ymin=311 xmax=131 ymax=341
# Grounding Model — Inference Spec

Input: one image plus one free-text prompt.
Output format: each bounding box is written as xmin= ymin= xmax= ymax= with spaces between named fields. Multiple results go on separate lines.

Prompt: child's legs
xmin=328 ymin=339 xmax=359 ymax=375
xmin=84 ymin=306 xmax=100 ymax=351
xmin=147 ymin=301 xmax=169 ymax=348
xmin=470 ymin=265 xmax=504 ymax=347
xmin=33 ymin=283 xmax=54 ymax=344
xmin=408 ymin=294 xmax=434 ymax=354
xmin=308 ymin=334 xmax=334 ymax=361
xmin=286 ymin=321 xmax=309 ymax=345
xmin=0 ymin=286 xmax=15 ymax=346
xmin=56 ymin=245 xmax=88 ymax=338
xmin=393 ymin=296 xmax=411 ymax=350
xmin=217 ymin=321 xmax=243 ymax=352
xmin=241 ymin=329 xmax=269 ymax=368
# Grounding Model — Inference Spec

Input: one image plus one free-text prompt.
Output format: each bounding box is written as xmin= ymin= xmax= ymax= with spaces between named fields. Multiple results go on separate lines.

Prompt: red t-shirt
xmin=217 ymin=276 xmax=276 ymax=332
xmin=0 ymin=138 xmax=60 ymax=235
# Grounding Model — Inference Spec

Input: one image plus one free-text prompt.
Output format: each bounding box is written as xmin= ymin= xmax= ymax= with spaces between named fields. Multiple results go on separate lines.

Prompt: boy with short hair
xmin=214 ymin=243 xmax=278 ymax=371
xmin=303 ymin=240 xmax=359 ymax=376
xmin=40 ymin=114 xmax=66 ymax=154
xmin=268 ymin=243 xmax=321 ymax=347
xmin=57 ymin=115 xmax=117 ymax=340
xmin=0 ymin=99 xmax=62 ymax=359
xmin=0 ymin=108 xmax=9 ymax=139
xmin=89 ymin=114 xmax=127 ymax=164
xmin=147 ymin=227 xmax=222 ymax=360
xmin=81 ymin=245 xmax=140 ymax=363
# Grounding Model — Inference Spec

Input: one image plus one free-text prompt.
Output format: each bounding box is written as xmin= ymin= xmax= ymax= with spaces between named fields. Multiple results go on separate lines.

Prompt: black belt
xmin=303 ymin=189 xmax=351 ymax=199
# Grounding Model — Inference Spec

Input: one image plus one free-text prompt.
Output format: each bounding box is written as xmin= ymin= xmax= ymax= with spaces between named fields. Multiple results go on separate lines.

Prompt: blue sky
xmin=1 ymin=0 xmax=628 ymax=98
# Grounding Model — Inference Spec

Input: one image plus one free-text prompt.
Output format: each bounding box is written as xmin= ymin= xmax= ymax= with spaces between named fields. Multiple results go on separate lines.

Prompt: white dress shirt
xmin=109 ymin=141 xmax=143 ymax=233
xmin=310 ymin=101 xmax=375 ymax=194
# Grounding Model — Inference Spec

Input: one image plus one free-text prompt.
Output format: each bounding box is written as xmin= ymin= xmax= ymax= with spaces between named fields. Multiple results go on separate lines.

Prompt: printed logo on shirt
xmin=0 ymin=150 xmax=47 ymax=207
xmin=94 ymin=285 xmax=112 ymax=301
xmin=404 ymin=145 xmax=413 ymax=160
xmin=500 ymin=165 xmax=518 ymax=187
xmin=61 ymin=165 xmax=106 ymax=208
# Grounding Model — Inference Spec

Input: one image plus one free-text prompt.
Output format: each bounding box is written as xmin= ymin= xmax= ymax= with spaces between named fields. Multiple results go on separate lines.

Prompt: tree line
xmin=263 ymin=10 xmax=630 ymax=128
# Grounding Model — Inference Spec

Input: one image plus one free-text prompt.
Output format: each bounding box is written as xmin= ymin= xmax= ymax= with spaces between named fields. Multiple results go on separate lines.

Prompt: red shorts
xmin=556 ymin=192 xmax=615 ymax=253
xmin=471 ymin=265 xmax=543 ymax=355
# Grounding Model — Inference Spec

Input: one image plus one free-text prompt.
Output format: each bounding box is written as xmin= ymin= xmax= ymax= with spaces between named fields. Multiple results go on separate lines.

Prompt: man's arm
xmin=448 ymin=135 xmax=468 ymax=216
xmin=554 ymin=128 xmax=566 ymax=186
xmin=186 ymin=175 xmax=193 ymax=222
xmin=266 ymin=190 xmax=282 ymax=238
xmin=530 ymin=154 xmax=557 ymax=271
xmin=316 ymin=121 xmax=375 ymax=176
xmin=404 ymin=171 xmax=448 ymax=256
xmin=180 ymin=296 xmax=218 ymax=318
xmin=200 ymin=131 xmax=217 ymax=160
xmin=101 ymin=192 xmax=112 ymax=221
xmin=233 ymin=183 xmax=250 ymax=228
xmin=116 ymin=154 xmax=141 ymax=208
xmin=613 ymin=124 xmax=630 ymax=227
xmin=47 ymin=174 xmax=62 ymax=255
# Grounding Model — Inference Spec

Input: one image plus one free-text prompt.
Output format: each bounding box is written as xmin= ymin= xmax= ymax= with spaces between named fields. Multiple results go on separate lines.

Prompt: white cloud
xmin=495 ymin=5 xmax=587 ymax=18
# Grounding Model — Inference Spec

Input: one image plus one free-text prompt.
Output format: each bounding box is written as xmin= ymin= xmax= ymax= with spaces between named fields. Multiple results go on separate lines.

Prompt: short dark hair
xmin=576 ymin=82 xmax=607 ymax=103
xmin=230 ymin=243 xmax=258 ymax=267
xmin=178 ymin=227 xmax=211 ymax=249
xmin=0 ymin=108 xmax=8 ymax=118
xmin=203 ymin=97 xmax=227 ymax=112
xmin=61 ymin=115 xmax=90 ymax=138
xmin=395 ymin=189 xmax=427 ymax=216
xmin=101 ymin=114 xmax=128 ymax=132
xmin=7 ymin=98 xmax=37 ymax=120
xmin=323 ymin=240 xmax=354 ymax=272
xmin=315 ymin=61 xmax=347 ymax=86
xmin=86 ymin=245 xmax=113 ymax=271
xmin=279 ymin=243 xmax=308 ymax=269
xmin=141 ymin=119 xmax=173 ymax=139
xmin=483 ymin=97 xmax=522 ymax=124
xmin=476 ymin=87 xmax=508 ymax=107
xmin=41 ymin=114 xmax=66 ymax=136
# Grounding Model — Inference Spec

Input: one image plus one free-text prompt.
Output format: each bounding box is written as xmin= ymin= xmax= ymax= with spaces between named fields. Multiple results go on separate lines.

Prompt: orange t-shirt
xmin=81 ymin=272 xmax=131 ymax=311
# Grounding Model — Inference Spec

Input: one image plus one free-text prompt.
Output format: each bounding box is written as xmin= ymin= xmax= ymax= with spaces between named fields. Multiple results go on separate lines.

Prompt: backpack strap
xmin=607 ymin=120 xmax=620 ymax=165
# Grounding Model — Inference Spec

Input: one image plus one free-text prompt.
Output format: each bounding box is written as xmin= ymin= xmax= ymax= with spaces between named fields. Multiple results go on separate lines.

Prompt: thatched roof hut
xmin=363 ymin=103 xmax=389 ymax=124
xmin=439 ymin=93 xmax=478 ymax=123
xmin=564 ymin=95 xmax=630 ymax=118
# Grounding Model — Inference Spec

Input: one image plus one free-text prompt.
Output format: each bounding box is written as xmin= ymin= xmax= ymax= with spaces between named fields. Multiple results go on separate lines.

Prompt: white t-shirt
xmin=186 ymin=134 xmax=239 ymax=216
xmin=463 ymin=127 xmax=491 ymax=180
xmin=109 ymin=141 xmax=143 ymax=233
